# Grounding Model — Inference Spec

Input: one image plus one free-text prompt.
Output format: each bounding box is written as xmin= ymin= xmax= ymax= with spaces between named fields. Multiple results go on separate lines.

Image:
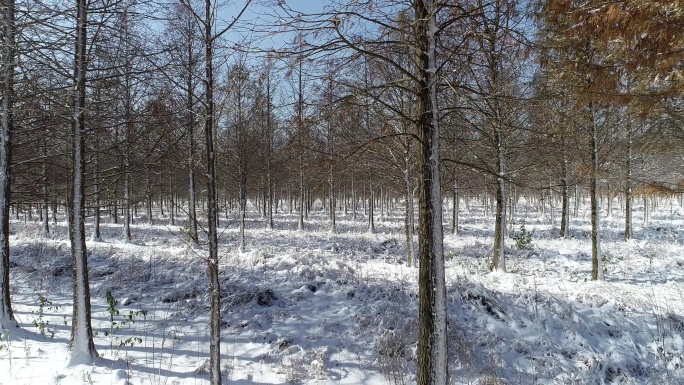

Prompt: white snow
xmin=0 ymin=198 xmax=683 ymax=384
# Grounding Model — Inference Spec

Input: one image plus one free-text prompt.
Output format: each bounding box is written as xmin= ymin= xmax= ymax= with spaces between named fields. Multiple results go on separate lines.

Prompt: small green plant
xmin=32 ymin=291 xmax=58 ymax=338
xmin=105 ymin=289 xmax=120 ymax=337
xmin=102 ymin=289 xmax=147 ymax=349
xmin=513 ymin=225 xmax=533 ymax=250
xmin=444 ymin=251 xmax=459 ymax=261
xmin=80 ymin=369 xmax=93 ymax=384
xmin=602 ymin=251 xmax=624 ymax=273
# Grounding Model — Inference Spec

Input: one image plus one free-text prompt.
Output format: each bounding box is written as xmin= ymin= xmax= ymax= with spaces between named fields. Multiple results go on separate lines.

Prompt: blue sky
xmin=216 ymin=0 xmax=327 ymax=50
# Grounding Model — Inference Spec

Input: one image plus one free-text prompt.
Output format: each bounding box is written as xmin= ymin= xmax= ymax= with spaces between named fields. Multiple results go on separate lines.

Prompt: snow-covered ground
xmin=1 ymin=199 xmax=683 ymax=385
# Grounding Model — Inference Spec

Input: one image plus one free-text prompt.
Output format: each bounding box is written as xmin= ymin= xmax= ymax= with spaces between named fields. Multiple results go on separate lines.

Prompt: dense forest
xmin=0 ymin=1 xmax=683 ymax=384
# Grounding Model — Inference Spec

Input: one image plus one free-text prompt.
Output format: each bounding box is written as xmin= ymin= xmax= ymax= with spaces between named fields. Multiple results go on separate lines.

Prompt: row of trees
xmin=0 ymin=0 xmax=682 ymax=384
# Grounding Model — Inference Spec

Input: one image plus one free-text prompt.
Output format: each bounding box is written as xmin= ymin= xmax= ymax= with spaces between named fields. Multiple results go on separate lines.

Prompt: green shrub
xmin=513 ymin=225 xmax=533 ymax=250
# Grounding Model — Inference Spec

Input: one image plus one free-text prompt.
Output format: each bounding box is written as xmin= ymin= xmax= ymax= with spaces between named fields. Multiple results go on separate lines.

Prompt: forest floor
xmin=0 ymin=200 xmax=683 ymax=385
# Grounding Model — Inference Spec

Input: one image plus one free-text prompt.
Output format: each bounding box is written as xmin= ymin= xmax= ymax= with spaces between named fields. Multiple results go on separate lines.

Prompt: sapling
xmin=32 ymin=291 xmax=58 ymax=338
xmin=103 ymin=289 xmax=147 ymax=351
xmin=513 ymin=224 xmax=533 ymax=250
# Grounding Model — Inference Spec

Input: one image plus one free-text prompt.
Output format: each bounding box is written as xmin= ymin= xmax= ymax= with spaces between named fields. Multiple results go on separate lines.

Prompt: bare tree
xmin=68 ymin=0 xmax=98 ymax=363
xmin=180 ymin=0 xmax=251 ymax=383
xmin=414 ymin=2 xmax=447 ymax=383
xmin=0 ymin=0 xmax=16 ymax=328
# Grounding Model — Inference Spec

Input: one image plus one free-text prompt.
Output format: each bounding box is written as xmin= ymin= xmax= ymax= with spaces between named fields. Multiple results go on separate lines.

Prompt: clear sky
xmin=216 ymin=0 xmax=326 ymax=50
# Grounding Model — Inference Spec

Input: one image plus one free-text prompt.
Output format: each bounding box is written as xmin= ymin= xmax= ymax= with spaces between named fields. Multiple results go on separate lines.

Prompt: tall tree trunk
xmin=202 ymin=0 xmax=221 ymax=382
xmin=368 ymin=178 xmax=375 ymax=233
xmin=296 ymin=54 xmax=306 ymax=230
xmin=238 ymin=160 xmax=246 ymax=251
xmin=405 ymin=151 xmax=416 ymax=267
xmin=491 ymin=126 xmax=506 ymax=272
xmin=606 ymin=185 xmax=612 ymax=218
xmin=590 ymin=107 xmax=604 ymax=281
xmin=122 ymin=13 xmax=133 ymax=241
xmin=146 ymin=168 xmax=153 ymax=223
xmin=379 ymin=186 xmax=384 ymax=219
xmin=415 ymin=1 xmax=447 ymax=383
xmin=123 ymin=169 xmax=131 ymax=240
xmin=169 ymin=174 xmax=175 ymax=226
xmin=92 ymin=136 xmax=100 ymax=240
xmin=329 ymin=167 xmax=336 ymax=232
xmin=328 ymin=81 xmax=336 ymax=233
xmin=343 ymin=182 xmax=348 ymax=216
xmin=266 ymin=74 xmax=274 ymax=230
xmin=451 ymin=182 xmax=458 ymax=236
xmin=560 ymin=138 xmax=569 ymax=238
xmin=42 ymin=137 xmax=50 ymax=236
xmin=69 ymin=0 xmax=98 ymax=363
xmin=0 ymin=0 xmax=16 ymax=327
xmin=186 ymin=27 xmax=198 ymax=243
xmin=351 ymin=173 xmax=357 ymax=220
xmin=624 ymin=112 xmax=633 ymax=241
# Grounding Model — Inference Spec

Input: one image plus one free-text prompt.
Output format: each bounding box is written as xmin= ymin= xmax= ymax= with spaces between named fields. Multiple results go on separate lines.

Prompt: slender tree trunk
xmin=328 ymin=82 xmax=336 ymax=233
xmin=146 ymin=168 xmax=153 ymax=223
xmin=188 ymin=158 xmax=197 ymax=241
xmin=343 ymin=182 xmax=348 ymax=215
xmin=124 ymin=170 xmax=131 ymax=240
xmin=379 ymin=186 xmax=384 ymax=219
xmin=415 ymin=1 xmax=447 ymax=383
xmin=122 ymin=14 xmax=133 ymax=241
xmin=238 ymin=161 xmax=246 ymax=251
xmin=560 ymin=139 xmax=569 ymax=238
xmin=624 ymin=114 xmax=633 ymax=241
xmin=329 ymin=167 xmax=336 ymax=232
xmin=491 ymin=125 xmax=506 ymax=272
xmin=202 ymin=0 xmax=221 ymax=382
xmin=405 ymin=152 xmax=416 ymax=266
xmin=451 ymin=182 xmax=458 ymax=236
xmin=112 ymin=194 xmax=118 ymax=224
xmin=643 ymin=189 xmax=648 ymax=225
xmin=159 ymin=177 xmax=165 ymax=218
xmin=187 ymin=30 xmax=198 ymax=243
xmin=297 ymin=52 xmax=305 ymax=231
xmin=169 ymin=174 xmax=175 ymax=226
xmin=0 ymin=0 xmax=16 ymax=326
xmin=42 ymin=138 xmax=50 ymax=236
xmin=606 ymin=185 xmax=612 ymax=218
xmin=69 ymin=0 xmax=98 ymax=362
xmin=590 ymin=107 xmax=603 ymax=281
xmin=351 ymin=174 xmax=357 ymax=220
xmin=266 ymin=75 xmax=274 ymax=230
xmin=368 ymin=177 xmax=375 ymax=233
xmin=92 ymin=137 xmax=100 ymax=240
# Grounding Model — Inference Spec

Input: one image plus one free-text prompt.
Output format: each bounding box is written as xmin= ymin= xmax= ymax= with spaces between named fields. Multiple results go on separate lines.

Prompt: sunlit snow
xmin=0 ymin=198 xmax=682 ymax=384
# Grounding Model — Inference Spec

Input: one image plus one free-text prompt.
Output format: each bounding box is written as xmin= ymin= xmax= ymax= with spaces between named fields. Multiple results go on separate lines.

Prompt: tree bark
xmin=0 ymin=0 xmax=16 ymax=327
xmin=560 ymin=138 xmax=569 ymax=238
xmin=624 ymin=111 xmax=633 ymax=241
xmin=68 ymin=0 xmax=98 ymax=363
xmin=122 ymin=12 xmax=133 ymax=241
xmin=186 ymin=19 xmax=198 ymax=243
xmin=415 ymin=1 xmax=447 ymax=384
xmin=590 ymin=107 xmax=604 ymax=281
xmin=202 ymin=0 xmax=222 ymax=382
xmin=451 ymin=182 xmax=458 ymax=236
xmin=266 ymin=74 xmax=274 ymax=230
xmin=92 ymin=136 xmax=100 ymax=240
xmin=405 ymin=149 xmax=416 ymax=267
xmin=491 ymin=125 xmax=506 ymax=272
